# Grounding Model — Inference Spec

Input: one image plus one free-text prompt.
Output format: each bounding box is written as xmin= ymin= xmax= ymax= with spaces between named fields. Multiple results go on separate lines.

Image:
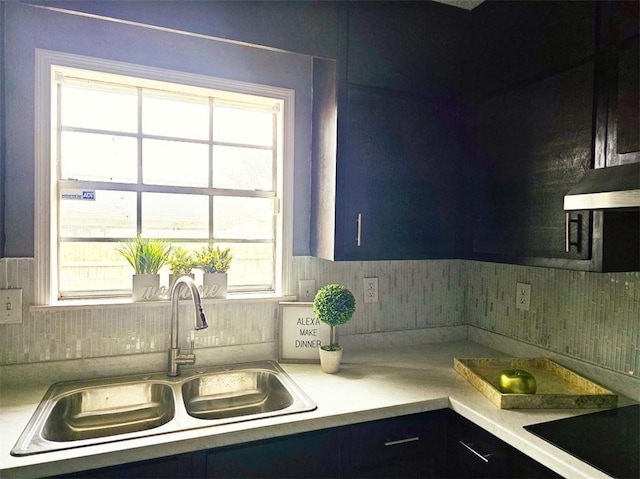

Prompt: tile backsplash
xmin=0 ymin=257 xmax=638 ymax=378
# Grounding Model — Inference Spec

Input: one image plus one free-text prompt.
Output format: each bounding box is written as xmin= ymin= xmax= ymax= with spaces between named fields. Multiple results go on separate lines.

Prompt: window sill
xmin=30 ymin=294 xmax=298 ymax=312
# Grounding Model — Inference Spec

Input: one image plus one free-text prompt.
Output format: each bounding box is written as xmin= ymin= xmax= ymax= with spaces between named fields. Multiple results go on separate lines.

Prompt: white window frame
xmin=34 ymin=49 xmax=294 ymax=305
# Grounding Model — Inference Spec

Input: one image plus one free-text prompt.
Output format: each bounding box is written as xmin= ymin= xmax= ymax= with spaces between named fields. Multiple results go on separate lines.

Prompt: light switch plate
xmin=298 ymin=280 xmax=317 ymax=302
xmin=0 ymin=289 xmax=23 ymax=324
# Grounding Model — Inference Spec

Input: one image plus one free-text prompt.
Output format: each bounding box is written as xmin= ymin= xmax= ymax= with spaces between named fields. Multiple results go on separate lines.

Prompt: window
xmin=35 ymin=51 xmax=293 ymax=304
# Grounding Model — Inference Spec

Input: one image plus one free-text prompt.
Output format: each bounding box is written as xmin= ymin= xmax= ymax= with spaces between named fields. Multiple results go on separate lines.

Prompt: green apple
xmin=498 ymin=369 xmax=537 ymax=394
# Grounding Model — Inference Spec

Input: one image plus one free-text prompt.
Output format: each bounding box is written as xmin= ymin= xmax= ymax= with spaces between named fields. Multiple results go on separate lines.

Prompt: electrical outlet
xmin=515 ymin=282 xmax=531 ymax=311
xmin=298 ymin=280 xmax=317 ymax=302
xmin=0 ymin=289 xmax=23 ymax=324
xmin=364 ymin=277 xmax=379 ymax=303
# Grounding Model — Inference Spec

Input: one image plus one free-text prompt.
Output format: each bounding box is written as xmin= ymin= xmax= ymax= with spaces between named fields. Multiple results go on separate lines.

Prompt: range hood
xmin=564 ymin=162 xmax=640 ymax=211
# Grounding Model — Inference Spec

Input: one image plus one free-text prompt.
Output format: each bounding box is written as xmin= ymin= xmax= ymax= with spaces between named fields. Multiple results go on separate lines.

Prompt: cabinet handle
xmin=356 ymin=213 xmax=362 ymax=247
xmin=459 ymin=441 xmax=491 ymax=463
xmin=384 ymin=436 xmax=420 ymax=447
xmin=565 ymin=212 xmax=582 ymax=253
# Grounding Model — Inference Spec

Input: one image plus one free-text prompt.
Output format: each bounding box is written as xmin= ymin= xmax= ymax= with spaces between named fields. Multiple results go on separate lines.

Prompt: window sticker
xmin=60 ymin=189 xmax=96 ymax=201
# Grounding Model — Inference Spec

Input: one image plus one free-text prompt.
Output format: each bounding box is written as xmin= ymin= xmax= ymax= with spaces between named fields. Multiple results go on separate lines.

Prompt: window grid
xmin=55 ymin=70 xmax=281 ymax=299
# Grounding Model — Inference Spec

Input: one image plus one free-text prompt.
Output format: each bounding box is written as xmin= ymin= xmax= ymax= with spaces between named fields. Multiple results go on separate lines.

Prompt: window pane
xmin=59 ymin=190 xmax=137 ymax=238
xmin=61 ymin=131 xmax=137 ymax=183
xmin=59 ymin=241 xmax=131 ymax=294
xmin=61 ymin=84 xmax=137 ymax=133
xmin=212 ymin=145 xmax=273 ymax=191
xmin=52 ymin=66 xmax=284 ymax=299
xmin=214 ymin=106 xmax=273 ymax=146
xmin=214 ymin=197 xmax=273 ymax=240
xmin=142 ymin=193 xmax=209 ymax=238
xmin=143 ymin=139 xmax=209 ymax=187
xmin=142 ymin=93 xmax=209 ymax=140
xmin=213 ymin=242 xmax=274 ymax=290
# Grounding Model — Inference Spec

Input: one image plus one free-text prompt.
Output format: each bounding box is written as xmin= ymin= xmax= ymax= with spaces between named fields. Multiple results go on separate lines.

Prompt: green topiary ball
xmin=313 ymin=284 xmax=356 ymax=327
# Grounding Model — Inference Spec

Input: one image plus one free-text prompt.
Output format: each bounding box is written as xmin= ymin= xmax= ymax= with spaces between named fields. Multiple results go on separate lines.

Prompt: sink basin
xmin=11 ymin=361 xmax=316 ymax=456
xmin=42 ymin=382 xmax=175 ymax=442
xmin=183 ymin=369 xmax=295 ymax=420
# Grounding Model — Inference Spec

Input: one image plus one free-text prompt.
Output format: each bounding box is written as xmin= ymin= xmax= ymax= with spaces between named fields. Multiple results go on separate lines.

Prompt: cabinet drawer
xmin=446 ymin=411 xmax=561 ymax=479
xmin=347 ymin=411 xmax=445 ymax=478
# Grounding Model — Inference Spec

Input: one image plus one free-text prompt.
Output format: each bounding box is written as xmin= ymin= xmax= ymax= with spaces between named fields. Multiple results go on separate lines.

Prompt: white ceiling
xmin=432 ymin=0 xmax=485 ymax=10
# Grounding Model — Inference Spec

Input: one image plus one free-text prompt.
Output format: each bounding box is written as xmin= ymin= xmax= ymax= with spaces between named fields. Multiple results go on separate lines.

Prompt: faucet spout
xmin=167 ymin=276 xmax=208 ymax=377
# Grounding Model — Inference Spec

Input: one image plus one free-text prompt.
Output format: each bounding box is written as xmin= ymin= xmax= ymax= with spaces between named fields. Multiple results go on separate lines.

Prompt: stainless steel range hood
xmin=564 ymin=162 xmax=640 ymax=211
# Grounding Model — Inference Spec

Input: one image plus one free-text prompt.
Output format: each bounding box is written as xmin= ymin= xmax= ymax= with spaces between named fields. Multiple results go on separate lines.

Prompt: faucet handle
xmin=187 ymin=330 xmax=196 ymax=354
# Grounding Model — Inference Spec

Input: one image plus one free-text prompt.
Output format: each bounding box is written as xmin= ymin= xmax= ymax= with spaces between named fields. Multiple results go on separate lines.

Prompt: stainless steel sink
xmin=183 ymin=369 xmax=295 ymax=420
xmin=11 ymin=361 xmax=316 ymax=456
xmin=42 ymin=382 xmax=175 ymax=442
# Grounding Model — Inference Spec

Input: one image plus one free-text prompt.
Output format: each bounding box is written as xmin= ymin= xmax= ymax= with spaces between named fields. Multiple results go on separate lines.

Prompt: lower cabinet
xmin=344 ymin=412 xmax=446 ymax=478
xmin=50 ymin=453 xmax=202 ymax=478
xmin=49 ymin=410 xmax=562 ymax=479
xmin=445 ymin=410 xmax=561 ymax=479
xmin=205 ymin=429 xmax=342 ymax=478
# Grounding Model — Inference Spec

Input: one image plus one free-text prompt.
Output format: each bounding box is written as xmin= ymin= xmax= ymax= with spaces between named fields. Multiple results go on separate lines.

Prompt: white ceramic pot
xmin=319 ymin=346 xmax=343 ymax=374
xmin=201 ymin=273 xmax=227 ymax=299
xmin=169 ymin=274 xmax=196 ymax=298
xmin=132 ymin=274 xmax=160 ymax=302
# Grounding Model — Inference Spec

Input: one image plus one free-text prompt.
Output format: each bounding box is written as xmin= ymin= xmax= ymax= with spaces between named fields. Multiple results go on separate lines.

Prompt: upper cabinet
xmin=336 ymin=85 xmax=465 ymax=260
xmin=345 ymin=1 xmax=473 ymax=97
xmin=610 ymin=39 xmax=640 ymax=163
xmin=471 ymin=0 xmax=639 ymax=272
xmin=473 ymin=61 xmax=594 ymax=264
xmin=310 ymin=0 xmax=638 ymax=270
xmin=597 ymin=2 xmax=640 ymax=167
xmin=311 ymin=3 xmax=472 ymax=261
xmin=472 ymin=1 xmax=597 ymax=268
xmin=474 ymin=1 xmax=596 ymax=96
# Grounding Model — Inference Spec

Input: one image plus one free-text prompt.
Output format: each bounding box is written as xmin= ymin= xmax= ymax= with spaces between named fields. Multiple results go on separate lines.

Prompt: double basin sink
xmin=11 ymin=360 xmax=316 ymax=456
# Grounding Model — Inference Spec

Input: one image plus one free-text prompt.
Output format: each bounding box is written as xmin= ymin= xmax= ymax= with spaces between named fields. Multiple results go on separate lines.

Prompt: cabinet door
xmin=446 ymin=411 xmax=561 ymax=479
xmin=206 ymin=429 xmax=343 ymax=478
xmin=344 ymin=411 xmax=446 ymax=478
xmin=473 ymin=62 xmax=594 ymax=263
xmin=49 ymin=453 xmax=200 ymax=479
xmin=340 ymin=85 xmax=463 ymax=260
xmin=605 ymin=37 xmax=640 ymax=166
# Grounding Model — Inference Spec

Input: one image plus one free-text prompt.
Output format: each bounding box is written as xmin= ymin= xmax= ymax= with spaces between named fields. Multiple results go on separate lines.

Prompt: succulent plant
xmin=194 ymin=245 xmax=233 ymax=273
xmin=116 ymin=236 xmax=171 ymax=275
xmin=168 ymin=247 xmax=195 ymax=276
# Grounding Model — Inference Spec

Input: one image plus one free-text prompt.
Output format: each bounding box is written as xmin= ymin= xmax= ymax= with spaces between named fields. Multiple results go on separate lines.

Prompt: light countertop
xmin=1 ymin=339 xmax=637 ymax=478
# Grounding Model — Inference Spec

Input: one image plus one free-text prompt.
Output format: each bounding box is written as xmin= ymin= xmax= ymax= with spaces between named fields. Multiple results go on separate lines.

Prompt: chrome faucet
xmin=167 ymin=276 xmax=208 ymax=377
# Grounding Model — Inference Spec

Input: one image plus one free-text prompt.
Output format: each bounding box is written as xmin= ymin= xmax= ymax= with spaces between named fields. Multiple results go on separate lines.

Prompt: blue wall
xmin=3 ymin=1 xmax=333 ymax=256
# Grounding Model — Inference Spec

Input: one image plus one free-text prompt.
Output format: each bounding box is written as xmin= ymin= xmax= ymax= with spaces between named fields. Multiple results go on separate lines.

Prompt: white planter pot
xmin=201 ymin=273 xmax=227 ymax=299
xmin=132 ymin=274 xmax=161 ymax=302
xmin=319 ymin=346 xmax=343 ymax=374
xmin=169 ymin=274 xmax=195 ymax=298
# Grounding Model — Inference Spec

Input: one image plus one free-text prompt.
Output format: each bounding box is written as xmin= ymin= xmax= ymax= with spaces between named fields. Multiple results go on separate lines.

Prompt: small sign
xmin=60 ymin=188 xmax=96 ymax=201
xmin=279 ymin=302 xmax=330 ymax=363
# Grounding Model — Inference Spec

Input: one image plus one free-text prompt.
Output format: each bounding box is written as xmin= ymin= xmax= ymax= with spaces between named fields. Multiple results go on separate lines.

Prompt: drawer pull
xmin=384 ymin=436 xmax=420 ymax=447
xmin=459 ymin=441 xmax=491 ymax=463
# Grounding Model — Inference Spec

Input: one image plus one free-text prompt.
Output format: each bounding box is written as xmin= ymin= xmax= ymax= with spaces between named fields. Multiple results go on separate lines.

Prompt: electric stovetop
xmin=524 ymin=404 xmax=639 ymax=479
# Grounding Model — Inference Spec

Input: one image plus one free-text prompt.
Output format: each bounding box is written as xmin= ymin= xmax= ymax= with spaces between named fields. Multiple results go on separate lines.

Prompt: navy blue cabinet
xmin=311 ymin=3 xmax=470 ymax=262
xmin=446 ymin=411 xmax=561 ymax=479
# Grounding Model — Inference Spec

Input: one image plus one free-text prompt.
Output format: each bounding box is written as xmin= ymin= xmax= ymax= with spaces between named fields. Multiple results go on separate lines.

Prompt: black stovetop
xmin=524 ymin=405 xmax=639 ymax=479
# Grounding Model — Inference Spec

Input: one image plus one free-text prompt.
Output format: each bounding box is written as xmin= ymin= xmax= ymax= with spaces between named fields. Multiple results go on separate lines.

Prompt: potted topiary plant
xmin=116 ymin=236 xmax=171 ymax=301
xmin=168 ymin=246 xmax=195 ymax=289
xmin=313 ymin=283 xmax=356 ymax=373
xmin=194 ymin=245 xmax=232 ymax=298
